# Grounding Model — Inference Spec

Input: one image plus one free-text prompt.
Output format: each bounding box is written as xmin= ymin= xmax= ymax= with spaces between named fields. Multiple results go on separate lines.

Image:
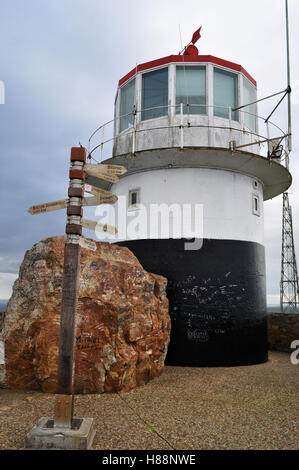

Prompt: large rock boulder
xmin=1 ymin=236 xmax=170 ymax=394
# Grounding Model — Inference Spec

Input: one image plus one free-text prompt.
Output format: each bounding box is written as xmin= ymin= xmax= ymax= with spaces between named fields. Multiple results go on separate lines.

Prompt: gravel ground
xmin=0 ymin=351 xmax=298 ymax=450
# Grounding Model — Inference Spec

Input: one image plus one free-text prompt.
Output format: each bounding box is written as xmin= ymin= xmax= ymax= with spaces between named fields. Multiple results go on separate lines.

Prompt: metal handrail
xmin=87 ymin=104 xmax=287 ymax=162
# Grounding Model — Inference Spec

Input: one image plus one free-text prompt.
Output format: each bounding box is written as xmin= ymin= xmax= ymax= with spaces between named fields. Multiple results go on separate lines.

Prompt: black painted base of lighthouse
xmin=116 ymin=238 xmax=268 ymax=367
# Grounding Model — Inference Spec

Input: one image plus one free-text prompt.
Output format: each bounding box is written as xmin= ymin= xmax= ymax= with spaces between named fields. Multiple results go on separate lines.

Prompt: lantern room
xmin=113 ymin=47 xmax=259 ymax=156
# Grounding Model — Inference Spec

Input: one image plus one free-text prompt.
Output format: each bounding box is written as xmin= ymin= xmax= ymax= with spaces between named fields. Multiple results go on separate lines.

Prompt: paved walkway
xmin=0 ymin=351 xmax=298 ymax=450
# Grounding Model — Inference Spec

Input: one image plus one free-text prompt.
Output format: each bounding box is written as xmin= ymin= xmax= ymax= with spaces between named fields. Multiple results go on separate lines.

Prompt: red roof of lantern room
xmin=118 ymin=54 xmax=257 ymax=88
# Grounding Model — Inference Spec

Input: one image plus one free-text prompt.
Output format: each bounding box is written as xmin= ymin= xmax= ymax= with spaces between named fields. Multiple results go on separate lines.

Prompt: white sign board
xmin=79 ymin=237 xmax=97 ymax=251
xmin=82 ymin=218 xmax=118 ymax=234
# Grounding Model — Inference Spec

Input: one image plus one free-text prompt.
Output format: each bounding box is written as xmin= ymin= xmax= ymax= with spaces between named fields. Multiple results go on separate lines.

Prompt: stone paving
xmin=0 ymin=351 xmax=298 ymax=450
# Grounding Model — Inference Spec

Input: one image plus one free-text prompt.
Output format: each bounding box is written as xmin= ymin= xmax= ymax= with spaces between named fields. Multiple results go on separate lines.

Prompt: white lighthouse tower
xmin=86 ymin=40 xmax=291 ymax=366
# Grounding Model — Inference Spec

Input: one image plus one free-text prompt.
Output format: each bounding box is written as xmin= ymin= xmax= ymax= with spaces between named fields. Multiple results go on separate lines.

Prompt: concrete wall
xmin=268 ymin=313 xmax=299 ymax=352
xmin=109 ymin=167 xmax=264 ymax=244
xmin=113 ymin=114 xmax=260 ymax=157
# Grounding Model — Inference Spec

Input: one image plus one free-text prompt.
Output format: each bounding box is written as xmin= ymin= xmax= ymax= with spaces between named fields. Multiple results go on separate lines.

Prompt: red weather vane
xmin=180 ymin=26 xmax=202 ymax=55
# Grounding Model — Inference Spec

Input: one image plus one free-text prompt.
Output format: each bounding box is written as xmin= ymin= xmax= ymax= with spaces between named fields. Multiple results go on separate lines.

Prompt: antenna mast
xmin=280 ymin=0 xmax=299 ymax=313
xmin=285 ymin=0 xmax=292 ymax=156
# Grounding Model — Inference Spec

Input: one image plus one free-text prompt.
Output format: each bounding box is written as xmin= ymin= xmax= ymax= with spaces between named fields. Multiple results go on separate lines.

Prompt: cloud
xmin=0 ymin=273 xmax=18 ymax=300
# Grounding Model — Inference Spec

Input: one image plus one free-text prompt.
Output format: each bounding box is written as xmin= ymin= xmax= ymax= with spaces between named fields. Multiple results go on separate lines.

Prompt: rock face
xmin=1 ymin=237 xmax=170 ymax=394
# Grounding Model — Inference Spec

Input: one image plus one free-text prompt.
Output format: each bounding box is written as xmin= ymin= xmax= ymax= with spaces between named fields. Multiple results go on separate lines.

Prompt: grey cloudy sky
xmin=0 ymin=0 xmax=298 ymax=304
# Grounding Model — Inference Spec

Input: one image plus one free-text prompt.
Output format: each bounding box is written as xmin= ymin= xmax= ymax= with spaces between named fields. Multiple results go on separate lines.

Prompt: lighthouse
xmin=86 ymin=39 xmax=291 ymax=367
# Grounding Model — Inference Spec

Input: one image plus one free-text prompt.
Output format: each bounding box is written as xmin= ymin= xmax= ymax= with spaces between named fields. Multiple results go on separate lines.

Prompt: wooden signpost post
xmin=25 ymin=148 xmax=125 ymax=449
xmin=55 ymin=152 xmax=118 ymax=429
xmin=55 ymin=146 xmax=86 ymax=429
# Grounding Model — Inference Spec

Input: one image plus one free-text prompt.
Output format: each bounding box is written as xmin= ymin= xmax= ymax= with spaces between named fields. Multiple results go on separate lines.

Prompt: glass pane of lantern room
xmin=120 ymin=79 xmax=135 ymax=132
xmin=214 ymin=68 xmax=238 ymax=121
xmin=243 ymin=78 xmax=257 ymax=132
xmin=142 ymin=68 xmax=168 ymax=121
xmin=176 ymin=66 xmax=206 ymax=114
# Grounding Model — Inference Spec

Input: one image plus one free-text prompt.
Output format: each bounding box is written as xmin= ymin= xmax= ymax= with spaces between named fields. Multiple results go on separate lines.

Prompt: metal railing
xmin=87 ymin=104 xmax=288 ymax=165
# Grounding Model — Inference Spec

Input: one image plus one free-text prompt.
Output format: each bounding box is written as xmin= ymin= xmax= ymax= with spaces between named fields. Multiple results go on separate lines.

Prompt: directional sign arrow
xmin=99 ymin=164 xmax=127 ymax=176
xmin=28 ymin=195 xmax=115 ymax=215
xmin=81 ymin=218 xmax=118 ymax=234
xmin=28 ymin=199 xmax=68 ymax=214
xmin=84 ymin=184 xmax=118 ymax=203
xmin=82 ymin=195 xmax=117 ymax=206
xmin=84 ymin=164 xmax=119 ymax=183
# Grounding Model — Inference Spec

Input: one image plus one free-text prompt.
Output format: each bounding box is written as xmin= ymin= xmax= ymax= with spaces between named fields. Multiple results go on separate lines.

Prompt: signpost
xmin=25 ymin=147 xmax=125 ymax=450
xmin=55 ymin=147 xmax=86 ymax=431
